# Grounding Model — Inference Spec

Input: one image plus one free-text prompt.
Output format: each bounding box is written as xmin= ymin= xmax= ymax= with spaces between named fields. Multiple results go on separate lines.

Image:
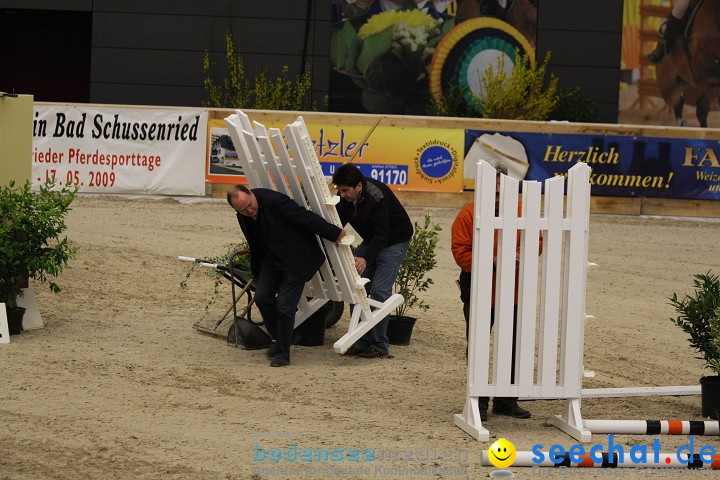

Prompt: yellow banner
xmin=207 ymin=119 xmax=463 ymax=192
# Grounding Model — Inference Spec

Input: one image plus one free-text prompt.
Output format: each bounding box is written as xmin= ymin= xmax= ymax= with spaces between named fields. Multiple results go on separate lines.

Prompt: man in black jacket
xmin=227 ymin=185 xmax=346 ymax=367
xmin=332 ymin=164 xmax=413 ymax=359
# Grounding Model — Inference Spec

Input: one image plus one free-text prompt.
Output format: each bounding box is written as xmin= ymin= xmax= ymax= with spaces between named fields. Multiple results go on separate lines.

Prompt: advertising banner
xmin=466 ymin=129 xmax=720 ymax=200
xmin=32 ymin=105 xmax=207 ymax=195
xmin=207 ymin=119 xmax=464 ymax=192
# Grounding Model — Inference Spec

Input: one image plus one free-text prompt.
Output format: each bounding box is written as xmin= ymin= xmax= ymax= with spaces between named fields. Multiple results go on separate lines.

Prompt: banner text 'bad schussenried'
xmin=33 ymin=112 xmax=202 ymax=142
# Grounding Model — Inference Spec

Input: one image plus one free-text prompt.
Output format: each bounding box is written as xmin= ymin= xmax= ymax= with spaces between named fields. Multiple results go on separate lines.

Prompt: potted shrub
xmin=387 ymin=213 xmax=442 ymax=345
xmin=669 ymin=271 xmax=720 ymax=418
xmin=0 ymin=180 xmax=78 ymax=334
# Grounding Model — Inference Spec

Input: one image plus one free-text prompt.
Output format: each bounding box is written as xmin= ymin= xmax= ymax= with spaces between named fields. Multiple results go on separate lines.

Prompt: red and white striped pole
xmin=585 ymin=419 xmax=720 ymax=435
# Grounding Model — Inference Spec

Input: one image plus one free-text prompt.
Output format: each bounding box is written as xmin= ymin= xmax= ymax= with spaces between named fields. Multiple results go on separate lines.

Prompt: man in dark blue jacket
xmin=227 ymin=185 xmax=346 ymax=367
xmin=332 ymin=164 xmax=413 ymax=358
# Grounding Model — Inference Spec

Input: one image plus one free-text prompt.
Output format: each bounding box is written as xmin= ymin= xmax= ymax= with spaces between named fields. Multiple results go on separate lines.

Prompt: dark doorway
xmin=0 ymin=9 xmax=91 ymax=102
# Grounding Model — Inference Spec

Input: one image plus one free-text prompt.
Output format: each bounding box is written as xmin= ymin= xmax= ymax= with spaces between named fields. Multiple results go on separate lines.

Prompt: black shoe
xmin=343 ymin=345 xmax=365 ymax=356
xmin=270 ymin=357 xmax=290 ymax=367
xmin=648 ymin=42 xmax=667 ymax=64
xmin=648 ymin=14 xmax=683 ymax=65
xmin=358 ymin=346 xmax=388 ymax=358
xmin=493 ymin=401 xmax=531 ymax=419
xmin=266 ymin=343 xmax=277 ymax=358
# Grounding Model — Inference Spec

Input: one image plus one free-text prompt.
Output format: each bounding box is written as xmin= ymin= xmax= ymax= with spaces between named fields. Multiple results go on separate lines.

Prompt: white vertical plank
xmin=233 ymin=111 xmax=272 ymax=188
xmin=0 ymin=303 xmax=9 ymax=344
xmin=469 ymin=161 xmax=497 ymax=398
xmin=269 ymin=128 xmax=307 ymax=207
xmin=516 ymin=180 xmax=542 ymax=396
xmin=241 ymin=129 xmax=274 ymax=190
xmin=254 ymin=123 xmax=290 ymax=196
xmin=493 ymin=174 xmax=519 ymax=397
xmin=538 ymin=175 xmax=564 ymax=397
xmin=224 ymin=115 xmax=261 ymax=188
xmin=558 ymin=163 xmax=591 ymax=396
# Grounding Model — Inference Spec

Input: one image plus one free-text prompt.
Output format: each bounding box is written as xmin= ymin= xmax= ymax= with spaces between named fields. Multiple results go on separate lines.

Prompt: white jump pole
xmin=583 ymin=419 xmax=720 ymax=435
xmin=482 ymin=451 xmax=720 ymax=469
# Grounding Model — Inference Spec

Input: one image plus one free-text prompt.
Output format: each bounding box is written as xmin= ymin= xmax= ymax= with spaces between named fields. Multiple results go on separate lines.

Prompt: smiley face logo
xmin=488 ymin=438 xmax=516 ymax=469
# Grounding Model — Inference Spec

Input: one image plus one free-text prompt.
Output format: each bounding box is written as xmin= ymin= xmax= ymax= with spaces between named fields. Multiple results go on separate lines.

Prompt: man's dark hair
xmin=332 ymin=163 xmax=364 ymax=188
xmin=494 ymin=162 xmax=508 ymax=176
xmin=226 ymin=184 xmax=251 ymax=206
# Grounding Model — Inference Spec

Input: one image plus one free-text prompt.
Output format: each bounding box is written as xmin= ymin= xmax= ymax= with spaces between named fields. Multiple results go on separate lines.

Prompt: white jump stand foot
xmin=333 ymin=294 xmax=403 ymax=353
xmin=17 ymin=288 xmax=44 ymax=330
xmin=551 ymin=398 xmax=592 ymax=442
xmin=454 ymin=397 xmax=489 ymax=441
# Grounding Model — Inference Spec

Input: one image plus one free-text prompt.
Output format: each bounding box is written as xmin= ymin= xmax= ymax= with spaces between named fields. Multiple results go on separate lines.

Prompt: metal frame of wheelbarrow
xmin=178 ymin=251 xmax=346 ymax=345
xmin=178 ymin=251 xmax=263 ymax=339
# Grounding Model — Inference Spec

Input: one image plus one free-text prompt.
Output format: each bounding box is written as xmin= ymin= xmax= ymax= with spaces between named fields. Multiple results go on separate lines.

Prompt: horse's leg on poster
xmin=673 ymin=94 xmax=685 ymax=126
xmin=696 ymin=93 xmax=711 ymax=128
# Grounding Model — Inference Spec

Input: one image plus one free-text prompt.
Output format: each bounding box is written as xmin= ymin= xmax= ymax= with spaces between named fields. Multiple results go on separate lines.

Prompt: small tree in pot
xmin=0 ymin=180 xmax=78 ymax=334
xmin=388 ymin=213 xmax=441 ymax=345
xmin=669 ymin=271 xmax=720 ymax=418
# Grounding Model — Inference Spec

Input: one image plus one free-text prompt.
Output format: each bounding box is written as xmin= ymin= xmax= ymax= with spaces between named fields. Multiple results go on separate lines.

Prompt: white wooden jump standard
xmin=223 ymin=111 xmax=403 ymax=354
xmin=455 ymin=160 xmax=592 ymax=442
xmin=456 ymin=160 xmax=704 ymax=443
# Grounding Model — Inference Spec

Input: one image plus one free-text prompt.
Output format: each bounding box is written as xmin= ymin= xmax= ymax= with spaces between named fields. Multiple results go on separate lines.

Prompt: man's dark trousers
xmin=254 ymin=256 xmax=305 ymax=361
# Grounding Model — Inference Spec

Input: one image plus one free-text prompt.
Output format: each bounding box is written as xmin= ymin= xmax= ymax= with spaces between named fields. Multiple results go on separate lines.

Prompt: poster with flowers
xmin=329 ymin=0 xmax=538 ymax=116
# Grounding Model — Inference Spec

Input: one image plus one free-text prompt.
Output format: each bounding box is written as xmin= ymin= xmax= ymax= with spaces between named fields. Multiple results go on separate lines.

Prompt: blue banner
xmin=321 ymin=162 xmax=409 ymax=186
xmin=465 ymin=130 xmax=720 ymax=200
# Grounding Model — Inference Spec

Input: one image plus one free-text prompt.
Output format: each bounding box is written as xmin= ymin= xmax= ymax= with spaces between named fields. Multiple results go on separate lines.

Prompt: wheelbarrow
xmin=178 ymin=251 xmax=344 ymax=349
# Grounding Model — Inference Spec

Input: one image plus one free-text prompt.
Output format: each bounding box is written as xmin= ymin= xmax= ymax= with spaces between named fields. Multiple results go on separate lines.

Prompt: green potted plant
xmin=669 ymin=271 xmax=720 ymax=418
xmin=388 ymin=213 xmax=442 ymax=345
xmin=0 ymin=180 xmax=78 ymax=334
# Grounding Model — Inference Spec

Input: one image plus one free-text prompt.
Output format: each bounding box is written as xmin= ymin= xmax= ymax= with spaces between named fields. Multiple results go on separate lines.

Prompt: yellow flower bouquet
xmin=331 ymin=7 xmax=454 ymax=114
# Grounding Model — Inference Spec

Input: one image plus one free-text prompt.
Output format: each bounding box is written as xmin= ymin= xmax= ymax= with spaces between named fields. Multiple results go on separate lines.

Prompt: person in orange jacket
xmin=451 ymin=162 xmax=543 ymax=421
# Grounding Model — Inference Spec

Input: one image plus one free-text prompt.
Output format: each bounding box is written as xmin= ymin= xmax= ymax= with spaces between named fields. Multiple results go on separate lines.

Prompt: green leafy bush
xmin=550 ymin=86 xmax=599 ymax=123
xmin=477 ymin=50 xmax=559 ymax=121
xmin=427 ymin=82 xmax=477 ymax=118
xmin=203 ymin=31 xmax=314 ymax=110
xmin=393 ymin=213 xmax=441 ymax=318
xmin=428 ymin=50 xmax=570 ymax=120
xmin=669 ymin=272 xmax=720 ymax=375
xmin=0 ymin=180 xmax=78 ymax=310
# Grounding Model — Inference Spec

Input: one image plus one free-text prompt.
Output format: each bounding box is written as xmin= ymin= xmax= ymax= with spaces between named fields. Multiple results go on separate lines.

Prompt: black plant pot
xmin=293 ymin=305 xmax=328 ymax=347
xmin=7 ymin=306 xmax=26 ymax=335
xmin=387 ymin=315 xmax=416 ymax=346
xmin=700 ymin=375 xmax=720 ymax=419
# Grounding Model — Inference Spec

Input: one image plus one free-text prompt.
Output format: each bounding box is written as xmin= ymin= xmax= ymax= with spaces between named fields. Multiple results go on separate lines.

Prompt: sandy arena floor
xmin=2 ymin=195 xmax=720 ymax=479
